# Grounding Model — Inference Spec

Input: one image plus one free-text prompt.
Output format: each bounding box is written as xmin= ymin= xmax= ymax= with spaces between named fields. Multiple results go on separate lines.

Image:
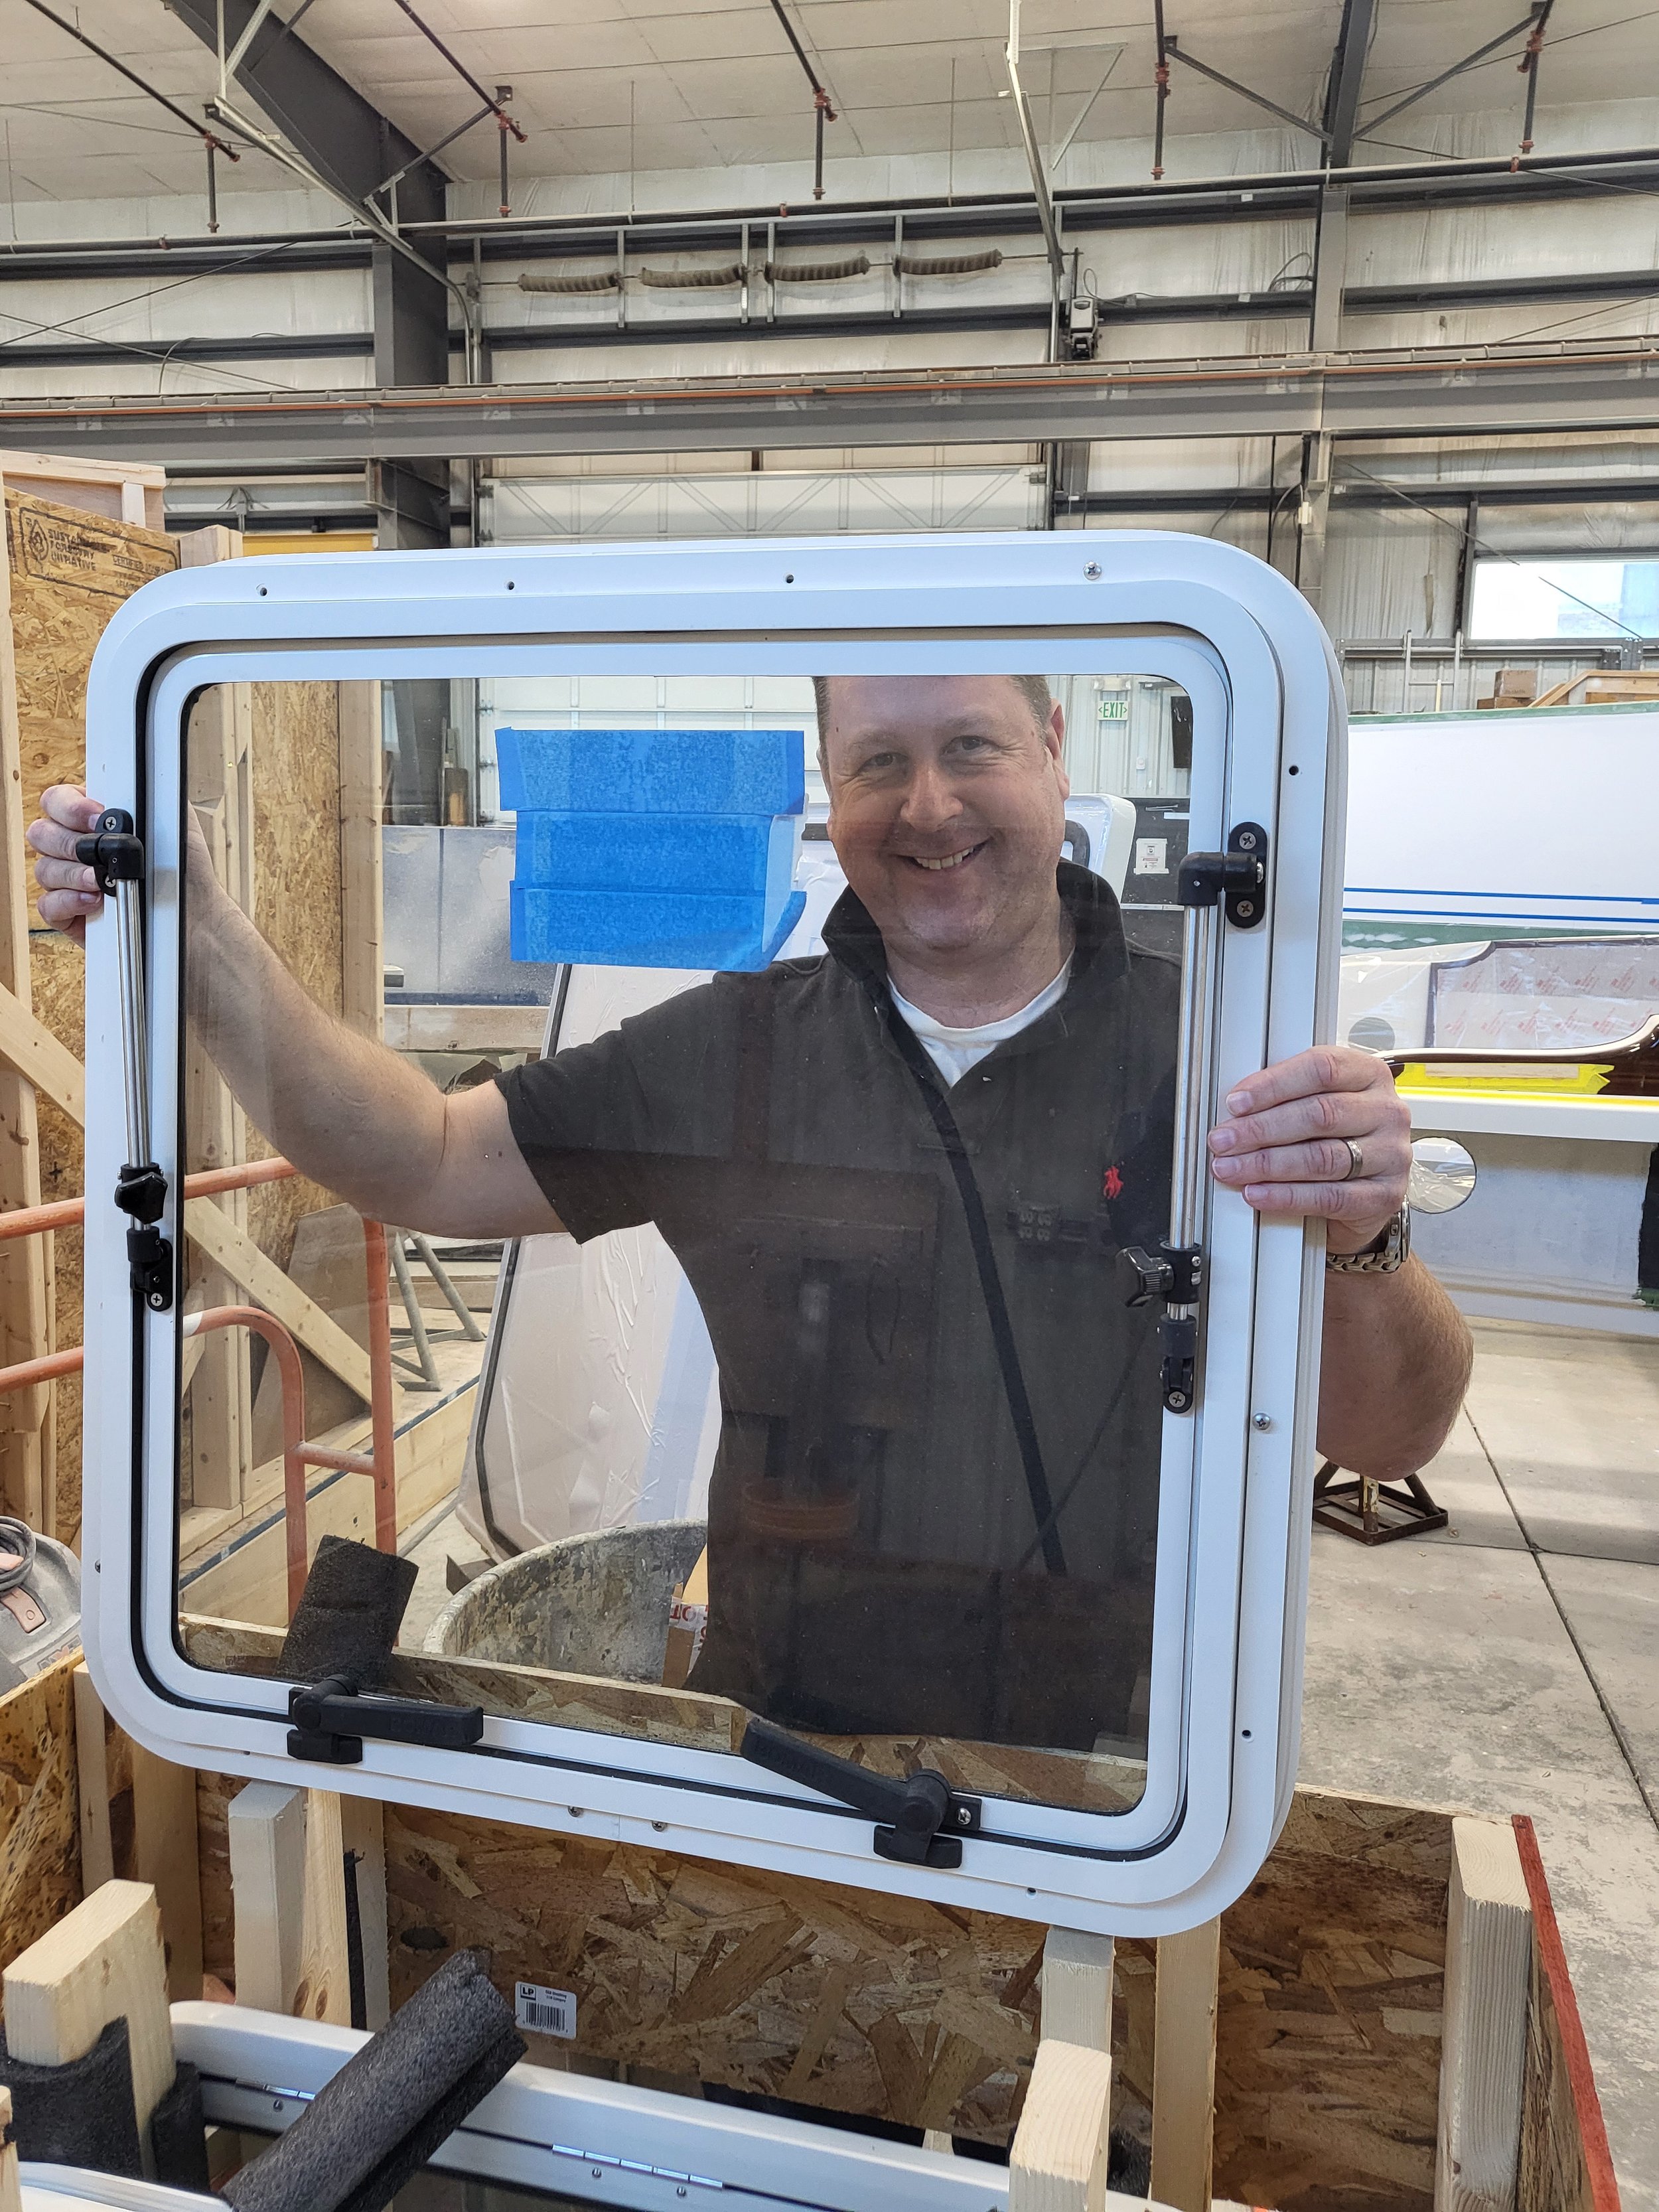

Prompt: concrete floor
xmin=388 ymin=1312 xmax=1659 ymax=2207
xmin=1299 ymin=1317 xmax=1659 ymax=2212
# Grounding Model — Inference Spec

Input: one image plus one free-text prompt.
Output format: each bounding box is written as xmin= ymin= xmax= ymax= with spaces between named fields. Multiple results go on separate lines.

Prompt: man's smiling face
xmin=821 ymin=675 xmax=1070 ymax=971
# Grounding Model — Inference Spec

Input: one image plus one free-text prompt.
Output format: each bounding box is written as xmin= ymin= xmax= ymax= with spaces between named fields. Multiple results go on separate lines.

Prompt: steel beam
xmin=1310 ymin=188 xmax=1348 ymax=353
xmin=170 ymin=0 xmax=453 ymax=451
xmin=1322 ymin=0 xmax=1376 ymax=170
xmin=1047 ymin=441 xmax=1092 ymax=528
xmin=13 ymin=348 xmax=1659 ymax=468
xmin=168 ymin=0 xmax=444 ymax=220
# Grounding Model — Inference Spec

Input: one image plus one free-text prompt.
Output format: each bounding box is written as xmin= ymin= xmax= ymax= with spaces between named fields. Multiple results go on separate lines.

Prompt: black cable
xmin=1015 ymin=1344 xmax=1141 ymax=1574
xmin=875 ymin=995 xmax=1068 ymax=1577
xmin=0 ymin=1516 xmax=38 ymax=1595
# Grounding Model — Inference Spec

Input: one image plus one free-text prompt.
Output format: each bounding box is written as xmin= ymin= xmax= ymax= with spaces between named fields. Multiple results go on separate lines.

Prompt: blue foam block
xmin=514 ymin=811 xmax=798 ymax=895
xmin=497 ymin=728 xmax=805 ymax=818
xmin=512 ymin=886 xmax=807 ymax=972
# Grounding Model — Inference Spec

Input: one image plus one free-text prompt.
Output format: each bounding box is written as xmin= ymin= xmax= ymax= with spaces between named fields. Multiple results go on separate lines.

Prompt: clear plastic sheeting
xmin=1336 ymin=944 xmax=1486 ymax=1056
xmin=1428 ymin=937 xmax=1659 ymax=1051
xmin=461 ymin=965 xmax=722 ymax=1557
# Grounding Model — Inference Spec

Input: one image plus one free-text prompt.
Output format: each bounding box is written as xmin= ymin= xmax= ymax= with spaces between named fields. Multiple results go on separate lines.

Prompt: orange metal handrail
xmin=0 ymin=1155 xmax=399 ymax=1617
xmin=0 ymin=1155 xmax=299 ymax=1242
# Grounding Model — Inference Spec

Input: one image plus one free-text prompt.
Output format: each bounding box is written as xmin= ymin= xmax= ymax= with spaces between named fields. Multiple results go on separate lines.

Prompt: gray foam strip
xmin=278 ymin=1534 xmax=417 ymax=1688
xmin=223 ymin=1950 xmax=524 ymax=2212
xmin=0 ymin=2015 xmax=143 ymax=2178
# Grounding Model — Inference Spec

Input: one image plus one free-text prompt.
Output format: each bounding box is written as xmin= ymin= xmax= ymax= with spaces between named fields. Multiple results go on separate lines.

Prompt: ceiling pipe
xmin=765 ymin=0 xmax=838 ymax=200
xmin=22 ymin=0 xmax=240 ymax=161
xmin=1003 ymin=0 xmax=1065 ymax=285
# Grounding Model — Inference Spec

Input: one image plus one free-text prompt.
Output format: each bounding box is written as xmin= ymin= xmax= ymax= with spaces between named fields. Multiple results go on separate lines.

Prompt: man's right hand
xmin=28 ymin=784 xmax=109 ymax=948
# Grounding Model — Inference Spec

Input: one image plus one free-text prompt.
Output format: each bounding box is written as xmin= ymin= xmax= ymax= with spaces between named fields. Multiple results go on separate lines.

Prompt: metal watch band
xmin=1325 ymin=1205 xmax=1411 ymax=1274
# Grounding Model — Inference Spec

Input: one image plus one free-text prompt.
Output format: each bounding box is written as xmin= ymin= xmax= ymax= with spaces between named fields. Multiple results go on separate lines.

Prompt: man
xmin=32 ymin=674 xmax=1470 ymax=1757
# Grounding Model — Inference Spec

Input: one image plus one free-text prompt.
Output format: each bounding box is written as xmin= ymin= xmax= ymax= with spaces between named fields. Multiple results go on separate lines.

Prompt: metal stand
xmin=1312 ymin=1459 xmax=1449 ymax=1544
xmin=386 ymin=1232 xmax=486 ymax=1390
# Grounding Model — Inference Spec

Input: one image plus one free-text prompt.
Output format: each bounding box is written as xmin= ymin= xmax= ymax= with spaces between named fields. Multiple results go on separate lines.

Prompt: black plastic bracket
xmin=287 ymin=1675 xmax=486 ymax=1765
xmin=115 ymin=1163 xmax=173 ymax=1313
xmin=739 ymin=1718 xmax=981 ymax=1870
xmin=74 ymin=808 xmax=145 ymax=894
xmin=1118 ymin=1244 xmax=1202 ymax=1412
xmin=1159 ymin=1313 xmax=1198 ymax=1414
xmin=1177 ymin=821 xmax=1268 ymax=928
xmin=1118 ymin=1242 xmax=1202 ymax=1307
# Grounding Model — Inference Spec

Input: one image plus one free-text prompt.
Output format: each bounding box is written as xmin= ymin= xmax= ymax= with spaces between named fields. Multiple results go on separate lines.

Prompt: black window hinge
xmin=1118 ymin=1242 xmax=1202 ymax=1414
xmin=1177 ymin=822 xmax=1268 ymax=928
xmin=287 ymin=1675 xmax=485 ymax=1765
xmin=739 ymin=1718 xmax=980 ymax=1869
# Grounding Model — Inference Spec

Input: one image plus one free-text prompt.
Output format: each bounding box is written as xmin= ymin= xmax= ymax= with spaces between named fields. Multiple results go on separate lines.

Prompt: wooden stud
xmin=72 ymin=1662 xmax=114 ymax=1895
xmin=131 ymin=1746 xmax=204 ymax=2004
xmin=0 ymin=2085 xmax=21 ymax=2212
xmin=1437 ymin=1817 xmax=1532 ymax=2212
xmin=2 ymin=1880 xmax=176 ymax=2143
xmin=228 ymin=1781 xmax=354 ymax=2026
xmin=338 ymin=682 xmax=385 ymax=1044
xmin=1009 ymin=2039 xmax=1112 ymax=2212
xmin=0 ymin=982 xmax=86 ymax=1124
xmin=293 ymin=1789 xmax=353 ymax=2026
xmin=228 ymin=1781 xmax=307 ymax=2014
xmin=1151 ymin=1918 xmax=1220 ymax=2212
xmin=1041 ymin=1927 xmax=1114 ymax=2053
xmin=182 ymin=1197 xmax=374 ymax=1402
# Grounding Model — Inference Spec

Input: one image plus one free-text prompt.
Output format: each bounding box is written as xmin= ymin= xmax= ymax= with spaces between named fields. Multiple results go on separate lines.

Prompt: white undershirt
xmin=889 ymin=959 xmax=1074 ymax=1088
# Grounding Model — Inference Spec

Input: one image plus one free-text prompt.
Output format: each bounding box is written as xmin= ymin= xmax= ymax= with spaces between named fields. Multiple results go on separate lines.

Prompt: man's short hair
xmin=812 ymin=674 xmax=1054 ymax=770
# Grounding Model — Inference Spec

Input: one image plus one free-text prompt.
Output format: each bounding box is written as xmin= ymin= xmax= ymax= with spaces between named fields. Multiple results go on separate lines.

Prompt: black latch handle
xmin=287 ymin=1676 xmax=486 ymax=1765
xmin=1177 ymin=821 xmax=1268 ymax=930
xmin=739 ymin=1718 xmax=979 ymax=1870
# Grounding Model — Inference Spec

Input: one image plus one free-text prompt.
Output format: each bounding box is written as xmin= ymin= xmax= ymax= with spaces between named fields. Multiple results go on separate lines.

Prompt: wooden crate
xmin=0 ymin=1651 xmax=1621 ymax=2212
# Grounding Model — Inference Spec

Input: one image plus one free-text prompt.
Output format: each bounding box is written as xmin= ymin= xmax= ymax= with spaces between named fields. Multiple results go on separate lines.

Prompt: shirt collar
xmin=822 ymin=858 xmax=1130 ymax=1007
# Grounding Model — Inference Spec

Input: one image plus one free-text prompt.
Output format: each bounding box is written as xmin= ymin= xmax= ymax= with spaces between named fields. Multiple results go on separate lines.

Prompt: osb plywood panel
xmin=244 ymin=681 xmax=344 ymax=1276
xmin=192 ymin=1764 xmax=1461 ymax=2201
xmin=1212 ymin=1790 xmax=1454 ymax=2212
xmin=4 ymin=490 xmax=177 ymax=837
xmin=383 ymin=1806 xmax=1041 ymax=2144
xmin=0 ymin=1650 xmax=82 ymax=1998
xmin=33 ymin=931 xmax=84 ymax=1545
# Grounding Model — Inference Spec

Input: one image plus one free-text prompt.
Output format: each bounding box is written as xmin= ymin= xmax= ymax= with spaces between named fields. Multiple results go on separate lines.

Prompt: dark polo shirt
xmin=498 ymin=861 xmax=1179 ymax=1752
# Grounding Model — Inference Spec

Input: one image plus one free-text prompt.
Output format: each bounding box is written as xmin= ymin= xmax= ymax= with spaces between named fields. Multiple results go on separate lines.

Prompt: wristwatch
xmin=1325 ymin=1205 xmax=1410 ymax=1274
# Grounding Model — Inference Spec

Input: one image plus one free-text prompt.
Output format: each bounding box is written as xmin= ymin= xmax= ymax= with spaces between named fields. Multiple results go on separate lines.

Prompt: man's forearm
xmin=187 ymin=867 xmax=447 ymax=1226
xmin=1316 ymin=1258 xmax=1473 ymax=1477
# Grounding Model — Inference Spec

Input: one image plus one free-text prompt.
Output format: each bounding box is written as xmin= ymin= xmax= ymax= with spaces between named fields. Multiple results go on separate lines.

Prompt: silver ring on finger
xmin=1340 ymin=1137 xmax=1364 ymax=1181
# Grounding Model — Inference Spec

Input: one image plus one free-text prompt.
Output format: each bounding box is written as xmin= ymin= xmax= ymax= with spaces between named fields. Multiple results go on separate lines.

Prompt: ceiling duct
xmin=518 ymin=270 xmax=619 ymax=292
xmin=893 ymin=249 xmax=1004 ymax=276
xmin=638 ymin=263 xmax=747 ymax=288
xmin=764 ymin=254 xmax=870 ymax=282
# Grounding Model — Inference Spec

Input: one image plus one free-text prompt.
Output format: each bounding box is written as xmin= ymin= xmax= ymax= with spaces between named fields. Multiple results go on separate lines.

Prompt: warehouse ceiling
xmin=3 ymin=0 xmax=1659 ymax=210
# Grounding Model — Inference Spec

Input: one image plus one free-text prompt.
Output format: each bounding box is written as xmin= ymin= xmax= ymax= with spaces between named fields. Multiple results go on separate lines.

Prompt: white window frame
xmin=81 ymin=529 xmax=1344 ymax=1935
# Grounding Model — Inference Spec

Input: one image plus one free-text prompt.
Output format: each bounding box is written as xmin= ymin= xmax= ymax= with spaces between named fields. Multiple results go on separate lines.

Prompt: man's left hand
xmin=1207 ymin=1047 xmax=1410 ymax=1254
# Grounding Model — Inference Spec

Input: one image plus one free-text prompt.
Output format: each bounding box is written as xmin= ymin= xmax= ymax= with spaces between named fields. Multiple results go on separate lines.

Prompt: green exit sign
xmin=1097 ymin=696 xmax=1129 ymax=721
